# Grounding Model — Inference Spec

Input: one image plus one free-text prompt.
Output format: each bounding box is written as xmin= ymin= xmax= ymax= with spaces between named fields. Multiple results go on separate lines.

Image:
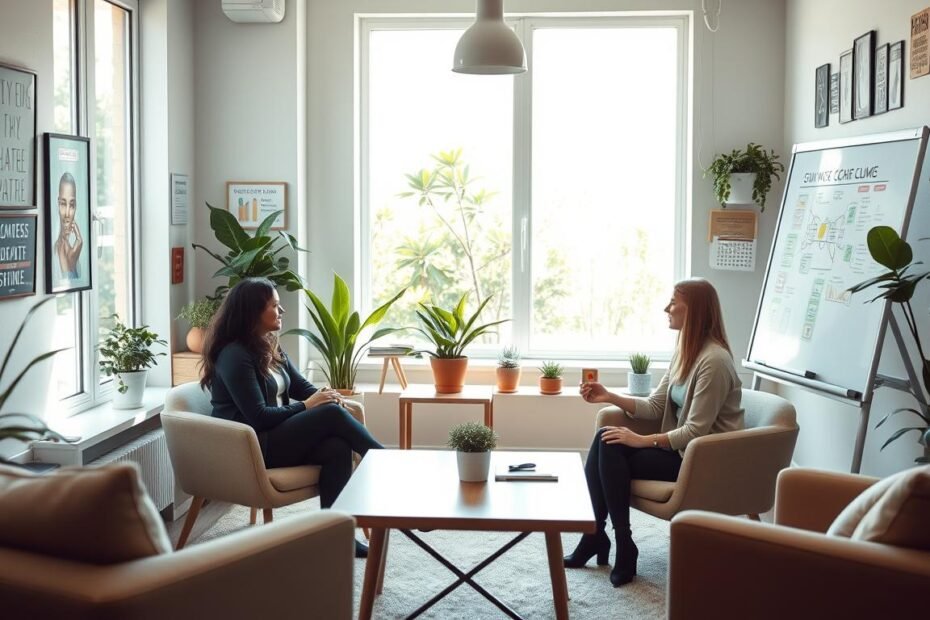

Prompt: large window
xmin=361 ymin=16 xmax=688 ymax=359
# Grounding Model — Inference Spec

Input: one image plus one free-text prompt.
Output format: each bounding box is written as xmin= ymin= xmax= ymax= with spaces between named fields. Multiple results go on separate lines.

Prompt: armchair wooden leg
xmin=176 ymin=496 xmax=205 ymax=550
xmin=363 ymin=527 xmax=370 ymax=540
xmin=748 ymin=513 xmax=761 ymax=521
xmin=249 ymin=507 xmax=258 ymax=525
xmin=263 ymin=508 xmax=274 ymax=524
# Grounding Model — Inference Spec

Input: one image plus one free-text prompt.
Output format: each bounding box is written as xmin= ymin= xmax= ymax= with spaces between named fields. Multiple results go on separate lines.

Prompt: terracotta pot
xmin=429 ymin=357 xmax=468 ymax=394
xmin=539 ymin=377 xmax=562 ymax=395
xmin=186 ymin=327 xmax=205 ymax=353
xmin=334 ymin=388 xmax=357 ymax=397
xmin=496 ymin=367 xmax=521 ymax=393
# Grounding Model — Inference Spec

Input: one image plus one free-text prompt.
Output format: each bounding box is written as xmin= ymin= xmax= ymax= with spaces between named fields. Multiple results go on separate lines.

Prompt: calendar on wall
xmin=708 ymin=209 xmax=757 ymax=272
xmin=710 ymin=237 xmax=756 ymax=271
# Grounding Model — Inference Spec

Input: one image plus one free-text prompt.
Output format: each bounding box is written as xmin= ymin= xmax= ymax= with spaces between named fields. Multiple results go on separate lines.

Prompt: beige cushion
xmin=827 ymin=465 xmax=930 ymax=549
xmin=267 ymin=464 xmax=321 ymax=492
xmin=0 ymin=462 xmax=171 ymax=564
xmin=632 ymin=479 xmax=676 ymax=503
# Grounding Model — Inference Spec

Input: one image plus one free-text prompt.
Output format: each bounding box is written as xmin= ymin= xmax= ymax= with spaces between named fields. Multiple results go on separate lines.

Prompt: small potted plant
xmin=98 ymin=315 xmax=167 ymax=409
xmin=704 ymin=142 xmax=785 ymax=211
xmin=496 ymin=345 xmax=521 ymax=393
xmin=628 ymin=353 xmax=652 ymax=396
xmin=448 ymin=421 xmax=498 ymax=482
xmin=177 ymin=297 xmax=220 ymax=354
xmin=538 ymin=361 xmax=564 ymax=395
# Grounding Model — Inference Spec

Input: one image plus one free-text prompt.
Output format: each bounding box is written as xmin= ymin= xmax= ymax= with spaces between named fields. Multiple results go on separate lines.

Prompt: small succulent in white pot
xmin=628 ymin=353 xmax=652 ymax=396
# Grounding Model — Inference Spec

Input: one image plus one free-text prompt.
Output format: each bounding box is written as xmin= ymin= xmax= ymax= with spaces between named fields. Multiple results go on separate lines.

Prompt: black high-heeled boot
xmin=354 ymin=539 xmax=369 ymax=559
xmin=563 ymin=531 xmax=611 ymax=568
xmin=609 ymin=531 xmax=639 ymax=587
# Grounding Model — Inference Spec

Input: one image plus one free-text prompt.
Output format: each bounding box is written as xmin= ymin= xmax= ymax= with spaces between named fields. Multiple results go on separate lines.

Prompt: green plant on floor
xmin=177 ymin=297 xmax=221 ymax=330
xmin=539 ymin=361 xmax=564 ymax=379
xmin=414 ymin=292 xmax=510 ymax=359
xmin=447 ymin=421 xmax=498 ymax=453
xmin=630 ymin=353 xmax=651 ymax=375
xmin=497 ymin=345 xmax=521 ymax=368
xmin=98 ymin=315 xmax=167 ymax=393
xmin=704 ymin=142 xmax=785 ymax=210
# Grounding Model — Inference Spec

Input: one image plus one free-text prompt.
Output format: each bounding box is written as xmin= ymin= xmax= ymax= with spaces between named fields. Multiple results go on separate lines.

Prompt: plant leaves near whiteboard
xmin=866 ymin=225 xmax=912 ymax=269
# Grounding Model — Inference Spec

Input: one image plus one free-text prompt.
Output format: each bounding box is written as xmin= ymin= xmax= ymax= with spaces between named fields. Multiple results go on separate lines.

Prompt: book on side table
xmin=494 ymin=467 xmax=558 ymax=482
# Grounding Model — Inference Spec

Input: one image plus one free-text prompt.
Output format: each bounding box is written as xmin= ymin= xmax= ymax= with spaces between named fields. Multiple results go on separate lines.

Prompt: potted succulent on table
xmin=628 ymin=352 xmax=652 ymax=396
xmin=414 ymin=293 xmax=509 ymax=394
xmin=98 ymin=315 xmax=167 ymax=409
xmin=538 ymin=361 xmax=564 ymax=395
xmin=177 ymin=297 xmax=220 ymax=354
xmin=448 ymin=421 xmax=498 ymax=482
xmin=496 ymin=345 xmax=521 ymax=394
xmin=704 ymin=142 xmax=785 ymax=211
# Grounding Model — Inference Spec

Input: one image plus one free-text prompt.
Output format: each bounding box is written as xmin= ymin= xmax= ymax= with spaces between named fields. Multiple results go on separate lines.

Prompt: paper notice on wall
xmin=912 ymin=7 xmax=930 ymax=78
xmin=709 ymin=209 xmax=757 ymax=271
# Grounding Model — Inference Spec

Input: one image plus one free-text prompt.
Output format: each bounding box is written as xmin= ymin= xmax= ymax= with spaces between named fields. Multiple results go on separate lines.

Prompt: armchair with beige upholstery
xmin=596 ymin=388 xmax=799 ymax=520
xmin=161 ymin=381 xmax=368 ymax=549
xmin=668 ymin=467 xmax=930 ymax=618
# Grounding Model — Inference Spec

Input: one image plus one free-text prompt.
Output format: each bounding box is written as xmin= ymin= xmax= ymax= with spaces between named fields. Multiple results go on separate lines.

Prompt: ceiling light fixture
xmin=452 ymin=0 xmax=526 ymax=75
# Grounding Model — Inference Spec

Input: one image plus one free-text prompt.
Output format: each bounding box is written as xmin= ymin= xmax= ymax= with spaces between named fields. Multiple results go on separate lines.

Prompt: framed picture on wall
xmin=839 ymin=49 xmax=853 ymax=124
xmin=874 ymin=43 xmax=889 ymax=115
xmin=853 ymin=30 xmax=875 ymax=120
xmin=0 ymin=213 xmax=37 ymax=299
xmin=44 ymin=133 xmax=92 ymax=294
xmin=226 ymin=181 xmax=287 ymax=230
xmin=0 ymin=63 xmax=37 ymax=210
xmin=888 ymin=40 xmax=905 ymax=110
xmin=815 ymin=63 xmax=830 ymax=128
xmin=829 ymin=72 xmax=840 ymax=114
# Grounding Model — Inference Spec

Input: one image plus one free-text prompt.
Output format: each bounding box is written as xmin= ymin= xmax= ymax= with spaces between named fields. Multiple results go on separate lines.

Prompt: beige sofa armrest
xmin=775 ymin=467 xmax=878 ymax=532
xmin=595 ymin=405 xmax=662 ymax=435
xmin=0 ymin=511 xmax=356 ymax=620
xmin=669 ymin=511 xmax=930 ymax=620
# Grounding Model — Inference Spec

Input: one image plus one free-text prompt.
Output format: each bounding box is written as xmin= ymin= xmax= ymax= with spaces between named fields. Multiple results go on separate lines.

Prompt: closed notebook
xmin=494 ymin=467 xmax=558 ymax=482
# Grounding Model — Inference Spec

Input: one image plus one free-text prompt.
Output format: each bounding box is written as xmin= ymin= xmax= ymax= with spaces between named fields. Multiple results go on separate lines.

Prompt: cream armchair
xmin=596 ymin=388 xmax=798 ymax=520
xmin=668 ymin=468 xmax=930 ymax=619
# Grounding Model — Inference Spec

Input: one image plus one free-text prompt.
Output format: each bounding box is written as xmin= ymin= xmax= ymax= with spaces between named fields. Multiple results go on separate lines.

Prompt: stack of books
xmin=368 ymin=344 xmax=415 ymax=357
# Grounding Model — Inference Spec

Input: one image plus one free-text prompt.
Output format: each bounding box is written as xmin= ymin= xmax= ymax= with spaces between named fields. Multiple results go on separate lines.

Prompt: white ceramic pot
xmin=113 ymin=370 xmax=148 ymax=409
xmin=727 ymin=172 xmax=757 ymax=205
xmin=627 ymin=372 xmax=652 ymax=397
xmin=456 ymin=450 xmax=491 ymax=482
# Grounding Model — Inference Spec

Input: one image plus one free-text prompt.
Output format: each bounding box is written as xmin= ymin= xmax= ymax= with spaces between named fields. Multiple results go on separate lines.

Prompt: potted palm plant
xmin=177 ymin=297 xmax=220 ymax=353
xmin=448 ymin=421 xmax=498 ymax=482
xmin=414 ymin=293 xmax=509 ymax=394
xmin=705 ymin=142 xmax=785 ymax=211
xmin=628 ymin=352 xmax=652 ymax=396
xmin=285 ymin=274 xmax=406 ymax=394
xmin=496 ymin=345 xmax=521 ymax=393
xmin=538 ymin=361 xmax=564 ymax=395
xmin=98 ymin=315 xmax=167 ymax=409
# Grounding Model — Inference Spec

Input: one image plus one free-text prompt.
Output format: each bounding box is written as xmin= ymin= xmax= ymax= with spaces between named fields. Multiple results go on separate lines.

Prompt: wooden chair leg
xmin=176 ymin=496 xmax=205 ymax=550
xmin=249 ymin=507 xmax=258 ymax=525
xmin=748 ymin=513 xmax=761 ymax=521
xmin=263 ymin=508 xmax=274 ymax=524
xmin=363 ymin=527 xmax=370 ymax=540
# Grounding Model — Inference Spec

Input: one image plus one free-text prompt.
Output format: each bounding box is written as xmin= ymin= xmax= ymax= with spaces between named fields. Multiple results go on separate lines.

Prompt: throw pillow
xmin=0 ymin=461 xmax=172 ymax=564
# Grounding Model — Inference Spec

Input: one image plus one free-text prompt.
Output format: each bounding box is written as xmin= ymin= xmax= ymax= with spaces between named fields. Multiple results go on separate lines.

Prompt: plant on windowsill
xmin=177 ymin=297 xmax=221 ymax=354
xmin=496 ymin=345 xmax=521 ymax=394
xmin=98 ymin=315 xmax=167 ymax=410
xmin=538 ymin=361 xmax=564 ymax=396
xmin=628 ymin=352 xmax=653 ymax=396
xmin=704 ymin=143 xmax=785 ymax=211
xmin=848 ymin=226 xmax=929 ymax=464
xmin=284 ymin=273 xmax=407 ymax=395
xmin=448 ymin=421 xmax=498 ymax=482
xmin=414 ymin=292 xmax=510 ymax=394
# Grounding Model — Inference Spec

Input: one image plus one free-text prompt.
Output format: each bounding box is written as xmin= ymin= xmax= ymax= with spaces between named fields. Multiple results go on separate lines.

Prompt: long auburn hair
xmin=670 ymin=278 xmax=732 ymax=383
xmin=200 ymin=277 xmax=285 ymax=389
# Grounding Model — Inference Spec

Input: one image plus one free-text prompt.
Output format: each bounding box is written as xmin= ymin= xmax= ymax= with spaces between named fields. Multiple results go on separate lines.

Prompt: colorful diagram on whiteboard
xmin=800 ymin=209 xmax=848 ymax=268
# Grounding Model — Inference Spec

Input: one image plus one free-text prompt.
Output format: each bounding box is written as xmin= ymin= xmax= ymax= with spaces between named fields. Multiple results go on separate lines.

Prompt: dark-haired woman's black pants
xmin=265 ymin=403 xmax=383 ymax=508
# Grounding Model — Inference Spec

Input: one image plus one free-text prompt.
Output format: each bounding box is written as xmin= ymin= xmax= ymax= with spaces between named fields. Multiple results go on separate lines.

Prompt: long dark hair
xmin=670 ymin=278 xmax=732 ymax=383
xmin=200 ymin=277 xmax=284 ymax=388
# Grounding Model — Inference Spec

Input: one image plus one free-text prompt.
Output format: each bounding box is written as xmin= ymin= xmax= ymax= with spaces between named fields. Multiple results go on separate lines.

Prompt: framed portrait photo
xmin=839 ymin=49 xmax=853 ymax=124
xmin=815 ymin=63 xmax=830 ymax=128
xmin=0 ymin=213 xmax=37 ymax=299
xmin=888 ymin=40 xmax=905 ymax=111
xmin=226 ymin=181 xmax=287 ymax=230
xmin=44 ymin=133 xmax=91 ymax=294
xmin=0 ymin=63 xmax=37 ymax=210
xmin=874 ymin=43 xmax=889 ymax=115
xmin=853 ymin=30 xmax=875 ymax=120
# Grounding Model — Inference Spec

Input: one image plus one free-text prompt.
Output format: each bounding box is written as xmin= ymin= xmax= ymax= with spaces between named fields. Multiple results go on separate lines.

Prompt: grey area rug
xmin=196 ymin=498 xmax=669 ymax=619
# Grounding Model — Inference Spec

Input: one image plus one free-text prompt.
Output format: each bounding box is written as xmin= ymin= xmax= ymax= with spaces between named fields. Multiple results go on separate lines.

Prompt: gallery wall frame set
xmin=823 ymin=32 xmax=905 ymax=128
xmin=44 ymin=133 xmax=92 ymax=294
xmin=0 ymin=62 xmax=37 ymax=210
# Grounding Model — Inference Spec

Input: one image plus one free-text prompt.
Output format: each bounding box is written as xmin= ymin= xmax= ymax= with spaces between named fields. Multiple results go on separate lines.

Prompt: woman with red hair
xmin=566 ymin=278 xmax=744 ymax=586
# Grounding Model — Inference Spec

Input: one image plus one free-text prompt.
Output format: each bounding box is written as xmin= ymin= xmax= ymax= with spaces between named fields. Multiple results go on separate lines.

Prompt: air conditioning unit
xmin=221 ymin=0 xmax=285 ymax=23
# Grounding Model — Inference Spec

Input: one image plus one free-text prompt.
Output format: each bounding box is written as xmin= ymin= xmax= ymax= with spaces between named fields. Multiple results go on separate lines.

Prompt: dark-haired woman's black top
xmin=210 ymin=341 xmax=317 ymax=454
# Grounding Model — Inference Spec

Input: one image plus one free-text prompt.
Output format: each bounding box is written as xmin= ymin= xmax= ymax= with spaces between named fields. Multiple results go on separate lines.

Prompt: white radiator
xmin=88 ymin=429 xmax=175 ymax=511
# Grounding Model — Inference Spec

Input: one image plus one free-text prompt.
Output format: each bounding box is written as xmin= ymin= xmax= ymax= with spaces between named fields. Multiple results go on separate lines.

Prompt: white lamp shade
xmin=452 ymin=1 xmax=526 ymax=74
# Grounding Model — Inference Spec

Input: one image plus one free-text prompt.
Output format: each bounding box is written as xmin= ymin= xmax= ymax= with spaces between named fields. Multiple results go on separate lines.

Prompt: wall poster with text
xmin=44 ymin=133 xmax=91 ymax=293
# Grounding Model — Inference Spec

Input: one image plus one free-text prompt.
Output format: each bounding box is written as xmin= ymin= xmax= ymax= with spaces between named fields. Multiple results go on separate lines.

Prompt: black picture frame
xmin=829 ymin=72 xmax=840 ymax=114
xmin=815 ymin=63 xmax=830 ymax=128
xmin=888 ymin=40 xmax=905 ymax=111
xmin=874 ymin=43 xmax=889 ymax=115
xmin=0 ymin=213 xmax=37 ymax=299
xmin=839 ymin=49 xmax=853 ymax=124
xmin=0 ymin=63 xmax=37 ymax=210
xmin=44 ymin=133 xmax=92 ymax=294
xmin=853 ymin=30 xmax=874 ymax=120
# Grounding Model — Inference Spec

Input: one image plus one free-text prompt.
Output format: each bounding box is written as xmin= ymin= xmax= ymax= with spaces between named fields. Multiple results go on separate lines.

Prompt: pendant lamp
xmin=452 ymin=0 xmax=526 ymax=74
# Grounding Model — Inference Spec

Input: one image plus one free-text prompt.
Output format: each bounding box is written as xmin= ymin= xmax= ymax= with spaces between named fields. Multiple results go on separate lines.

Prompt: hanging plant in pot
xmin=414 ymin=293 xmax=510 ymax=394
xmin=704 ymin=142 xmax=785 ymax=211
xmin=98 ymin=315 xmax=166 ymax=409
xmin=177 ymin=297 xmax=220 ymax=354
xmin=448 ymin=421 xmax=498 ymax=482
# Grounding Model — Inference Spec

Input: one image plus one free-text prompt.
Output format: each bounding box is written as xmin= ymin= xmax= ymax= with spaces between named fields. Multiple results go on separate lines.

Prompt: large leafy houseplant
xmin=192 ymin=203 xmax=305 ymax=299
xmin=414 ymin=293 xmax=509 ymax=359
xmin=285 ymin=274 xmax=406 ymax=392
xmin=704 ymin=142 xmax=785 ymax=210
xmin=848 ymin=226 xmax=930 ymax=463
xmin=98 ymin=315 xmax=167 ymax=394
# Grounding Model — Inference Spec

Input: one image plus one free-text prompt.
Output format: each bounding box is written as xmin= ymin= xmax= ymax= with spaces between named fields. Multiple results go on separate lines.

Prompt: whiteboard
xmin=746 ymin=128 xmax=929 ymax=401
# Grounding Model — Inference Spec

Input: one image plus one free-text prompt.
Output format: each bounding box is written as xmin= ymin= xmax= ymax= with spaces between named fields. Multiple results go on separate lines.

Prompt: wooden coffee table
xmin=331 ymin=449 xmax=595 ymax=620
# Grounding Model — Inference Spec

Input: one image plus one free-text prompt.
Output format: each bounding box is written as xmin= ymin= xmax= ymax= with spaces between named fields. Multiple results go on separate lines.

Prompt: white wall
xmin=783 ymin=0 xmax=930 ymax=475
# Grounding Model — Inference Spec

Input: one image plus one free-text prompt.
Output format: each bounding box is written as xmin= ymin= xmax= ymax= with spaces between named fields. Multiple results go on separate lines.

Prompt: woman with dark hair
xmin=566 ymin=278 xmax=743 ymax=586
xmin=201 ymin=277 xmax=383 ymax=558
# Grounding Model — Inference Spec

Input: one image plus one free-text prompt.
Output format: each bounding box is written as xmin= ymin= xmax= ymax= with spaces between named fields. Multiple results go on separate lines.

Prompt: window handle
xmin=520 ymin=216 xmax=528 ymax=272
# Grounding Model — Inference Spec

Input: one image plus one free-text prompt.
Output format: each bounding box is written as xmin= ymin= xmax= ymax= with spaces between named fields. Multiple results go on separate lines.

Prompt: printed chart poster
xmin=0 ymin=214 xmax=36 ymax=298
xmin=226 ymin=181 xmax=287 ymax=230
xmin=0 ymin=64 xmax=36 ymax=209
xmin=44 ymin=133 xmax=91 ymax=294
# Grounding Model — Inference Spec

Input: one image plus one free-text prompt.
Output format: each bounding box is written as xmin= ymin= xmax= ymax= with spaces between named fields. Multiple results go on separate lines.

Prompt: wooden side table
xmin=370 ymin=354 xmax=409 ymax=394
xmin=398 ymin=384 xmax=493 ymax=449
xmin=172 ymin=351 xmax=202 ymax=386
